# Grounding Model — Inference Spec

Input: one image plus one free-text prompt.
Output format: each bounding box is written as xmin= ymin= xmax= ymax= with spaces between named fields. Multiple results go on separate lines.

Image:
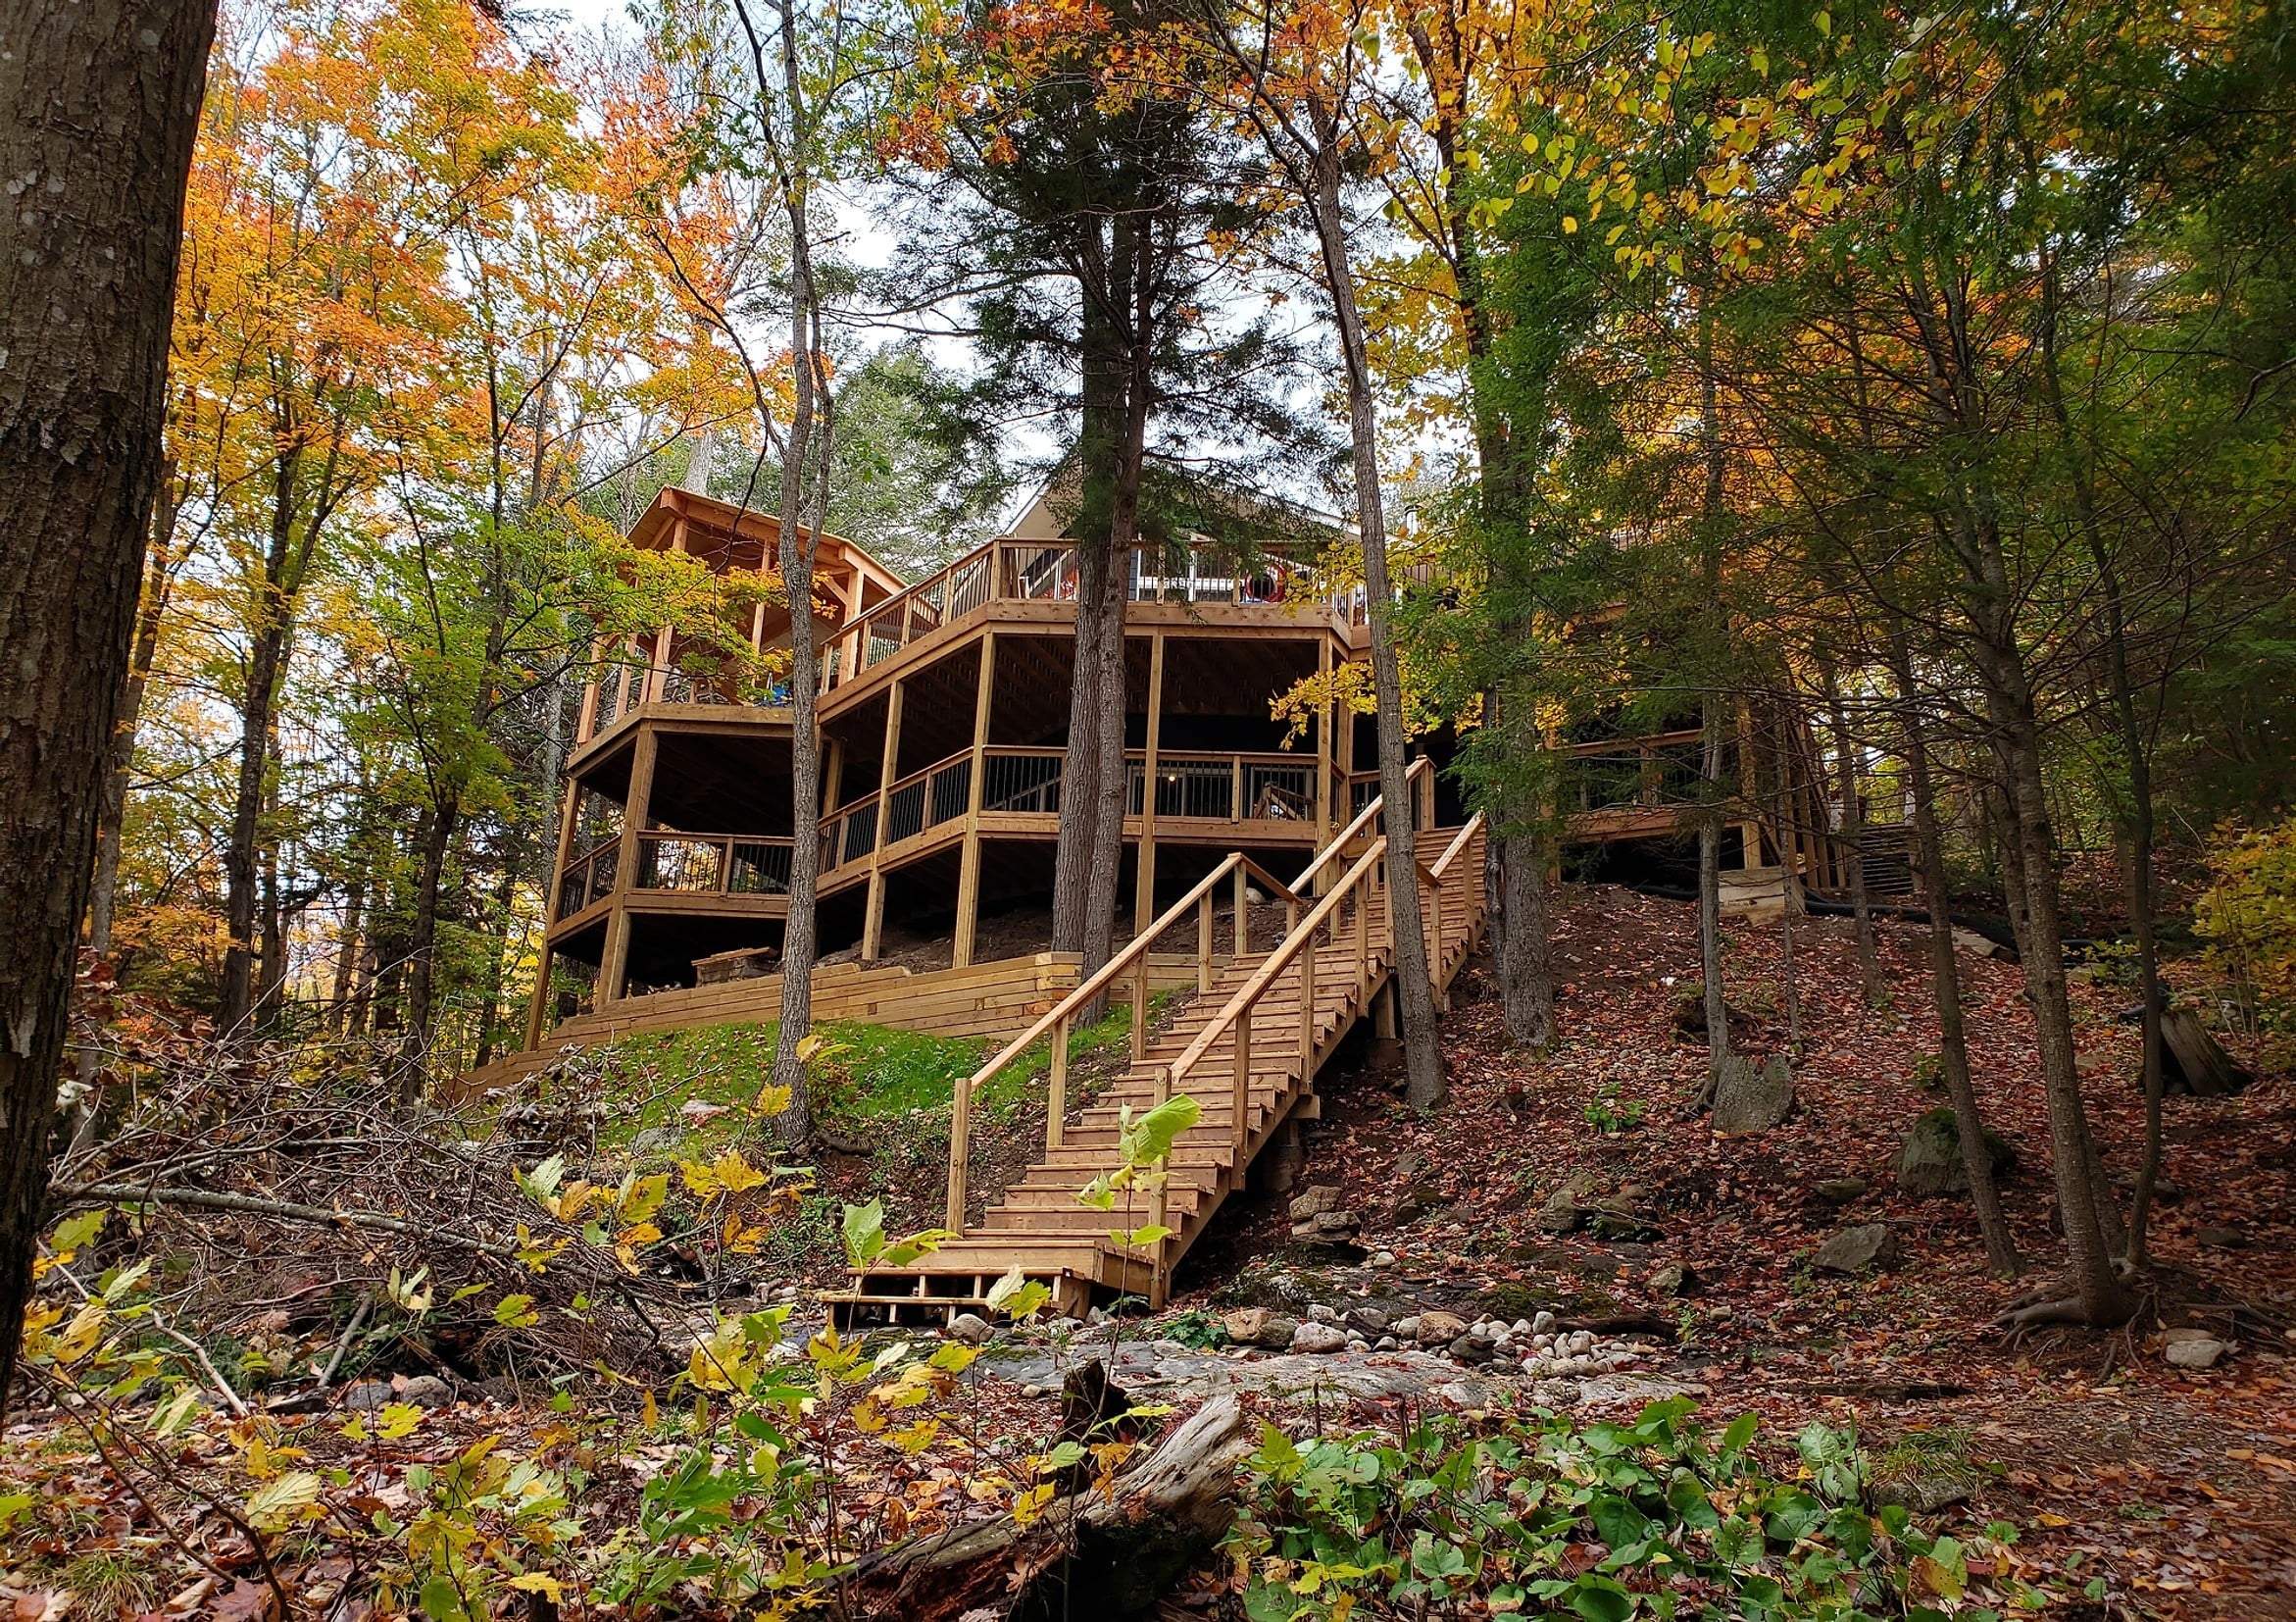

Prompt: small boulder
xmin=342 ymin=1380 xmax=394 ymax=1412
xmin=1415 ymin=1310 xmax=1470 ymax=1347
xmin=948 ymin=1312 xmax=995 ymax=1346
xmin=1289 ymin=1185 xmax=1343 ymax=1222
xmin=1290 ymin=1321 xmax=1349 ymax=1354
xmin=1344 ymin=1306 xmax=1389 ymax=1336
xmin=1448 ymin=1334 xmax=1497 ymax=1366
xmin=1219 ymin=1308 xmax=1298 ymax=1349
xmin=1649 ymin=1262 xmax=1686 ymax=1296
xmin=2165 ymin=1337 xmax=2229 ymax=1370
xmin=1390 ymin=1184 xmax=1451 ymax=1225
xmin=1813 ymin=1223 xmax=1900 ymax=1274
xmin=2196 ymin=1225 xmax=2247 ymax=1249
xmin=1815 ymin=1176 xmax=1867 ymax=1205
xmin=1711 ymin=1053 xmax=1794 ymax=1135
xmin=628 ymin=1124 xmax=685 ymax=1157
xmin=1897 ymin=1108 xmax=2016 ymax=1198
xmin=398 ymin=1374 xmax=456 ymax=1409
xmin=1537 ymin=1187 xmax=1584 ymax=1235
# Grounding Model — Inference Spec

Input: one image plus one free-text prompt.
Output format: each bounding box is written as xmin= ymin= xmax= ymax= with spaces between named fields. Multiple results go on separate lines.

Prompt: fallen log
xmin=845 ymin=1390 xmax=1255 ymax=1622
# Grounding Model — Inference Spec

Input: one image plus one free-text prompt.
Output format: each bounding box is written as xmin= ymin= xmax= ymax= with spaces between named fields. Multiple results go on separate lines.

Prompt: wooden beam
xmin=597 ymin=725 xmax=659 ymax=1004
xmin=1132 ymin=631 xmax=1167 ymax=935
xmin=954 ymin=634 xmax=996 ymax=968
xmin=862 ymin=678 xmax=905 ymax=961
xmin=1315 ymin=634 xmax=1332 ymax=840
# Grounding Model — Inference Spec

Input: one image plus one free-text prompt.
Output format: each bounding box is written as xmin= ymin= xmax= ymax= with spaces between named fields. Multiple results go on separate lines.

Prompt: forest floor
xmin=5 ymin=887 xmax=2292 ymax=1620
xmin=1156 ymin=886 xmax=2296 ymax=1617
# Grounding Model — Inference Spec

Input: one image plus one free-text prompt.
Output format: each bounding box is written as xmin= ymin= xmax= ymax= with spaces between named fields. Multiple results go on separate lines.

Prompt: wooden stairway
xmin=828 ymin=765 xmax=1485 ymax=1326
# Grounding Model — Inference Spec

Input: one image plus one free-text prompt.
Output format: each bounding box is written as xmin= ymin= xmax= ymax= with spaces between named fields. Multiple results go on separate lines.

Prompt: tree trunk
xmin=1885 ymin=625 xmax=2021 ymax=1273
xmin=1302 ymin=127 xmax=1441 ymax=1107
xmin=396 ymin=801 xmax=459 ymax=1103
xmin=1820 ymin=659 xmax=1882 ymax=1005
xmin=0 ymin=0 xmax=217 ymax=1419
xmin=1974 ymin=634 xmax=2129 ymax=1325
xmin=1696 ymin=717 xmax=1731 ymax=1102
xmin=329 ymin=873 xmax=367 ymax=1036
xmin=1493 ymin=829 xmax=1555 ymax=1050
xmin=222 ymin=613 xmax=288 ymax=1031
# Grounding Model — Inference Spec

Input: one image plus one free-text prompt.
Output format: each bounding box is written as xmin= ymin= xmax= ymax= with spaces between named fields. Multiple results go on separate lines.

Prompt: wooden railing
xmin=822 ymin=536 xmax=1346 ymax=693
xmin=555 ymin=836 xmax=624 ymax=921
xmin=937 ymin=757 xmax=1456 ymax=1246
xmin=1564 ymin=729 xmax=1712 ymax=814
xmin=635 ymin=833 xmax=794 ymax=896
xmin=944 ymin=850 xmax=1302 ymax=1230
xmin=817 ymin=744 xmax=1341 ymax=878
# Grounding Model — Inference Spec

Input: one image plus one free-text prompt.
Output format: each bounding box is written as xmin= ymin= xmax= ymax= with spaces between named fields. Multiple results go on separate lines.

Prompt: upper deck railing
xmin=821 ymin=537 xmax=1361 ymax=694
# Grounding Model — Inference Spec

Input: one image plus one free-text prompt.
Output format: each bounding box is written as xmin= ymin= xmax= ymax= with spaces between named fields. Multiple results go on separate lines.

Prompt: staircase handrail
xmin=1292 ymin=755 xmax=1432 ymax=894
xmin=942 ymin=847 xmax=1297 ymax=1228
xmin=1165 ymin=836 xmax=1386 ymax=1090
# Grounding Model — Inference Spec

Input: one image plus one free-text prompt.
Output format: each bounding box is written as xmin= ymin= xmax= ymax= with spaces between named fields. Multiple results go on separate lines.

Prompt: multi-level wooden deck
xmin=828 ymin=764 xmax=1485 ymax=1323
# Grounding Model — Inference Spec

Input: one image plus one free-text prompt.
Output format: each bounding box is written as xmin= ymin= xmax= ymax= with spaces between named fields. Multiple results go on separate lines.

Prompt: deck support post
xmin=524 ymin=778 xmax=584 ymax=1048
xmin=1132 ymin=631 xmax=1168 ymax=938
xmin=1315 ymin=635 xmax=1332 ymax=845
xmin=1046 ymin=1012 xmax=1070 ymax=1149
xmin=1231 ymin=1010 xmax=1251 ymax=1153
xmin=946 ymin=1065 xmax=972 ymax=1234
xmin=1233 ymin=864 xmax=1250 ymax=960
xmin=597 ymin=726 xmax=659 ymax=1005
xmin=954 ymin=633 xmax=996 ymax=968
xmin=863 ymin=679 xmax=905 ymax=962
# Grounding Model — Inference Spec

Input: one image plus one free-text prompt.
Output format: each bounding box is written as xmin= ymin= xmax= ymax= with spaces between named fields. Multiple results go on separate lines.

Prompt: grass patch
xmin=534 ymin=995 xmax=1171 ymax=1161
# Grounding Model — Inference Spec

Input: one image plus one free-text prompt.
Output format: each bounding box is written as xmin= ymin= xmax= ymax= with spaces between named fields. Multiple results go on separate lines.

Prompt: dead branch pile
xmin=40 ymin=1017 xmax=696 ymax=1406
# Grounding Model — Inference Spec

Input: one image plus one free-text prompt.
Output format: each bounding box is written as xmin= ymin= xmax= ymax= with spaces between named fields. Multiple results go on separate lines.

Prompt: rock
xmin=1289 ymin=1185 xmax=1343 ymax=1222
xmin=1872 ymin=1473 xmax=1974 ymax=1513
xmin=1537 ymin=1187 xmax=1584 ymax=1235
xmin=1371 ymin=1251 xmax=1397 ymax=1268
xmin=1897 ymin=1108 xmax=2016 ymax=1198
xmin=949 ymin=1312 xmax=995 ymax=1346
xmin=1415 ymin=1310 xmax=1469 ymax=1346
xmin=1306 ymin=1303 xmax=1339 ymax=1324
xmin=1448 ymin=1335 xmax=1497 ymax=1365
xmin=1711 ymin=1052 xmax=1795 ymax=1134
xmin=1290 ymin=1322 xmax=1349 ymax=1354
xmin=1815 ymin=1176 xmax=1868 ymax=1205
xmin=1813 ymin=1223 xmax=1900 ymax=1274
xmin=1585 ymin=1196 xmax=1662 ymax=1242
xmin=1393 ymin=1150 xmax=1425 ymax=1182
xmin=2196 ymin=1226 xmax=2248 ymax=1249
xmin=1344 ymin=1307 xmax=1389 ymax=1336
xmin=398 ymin=1375 xmax=455 ymax=1408
xmin=1314 ymin=1210 xmax=1360 ymax=1234
xmin=1394 ymin=1314 xmax=1421 ymax=1340
xmin=1390 ymin=1184 xmax=1451 ymax=1225
xmin=342 ymin=1380 xmax=394 ymax=1412
xmin=628 ymin=1124 xmax=685 ymax=1156
xmin=1650 ymin=1262 xmax=1686 ymax=1296
xmin=1375 ymin=1336 xmax=1400 ymax=1351
xmin=2166 ymin=1337 xmax=2229 ymax=1370
xmin=1952 ymin=926 xmax=2004 ymax=959
xmin=1529 ymin=1378 xmax=1582 ymax=1408
xmin=1222 ymin=1308 xmax=1278 ymax=1348
xmin=1531 ymin=1310 xmax=1557 ymax=1334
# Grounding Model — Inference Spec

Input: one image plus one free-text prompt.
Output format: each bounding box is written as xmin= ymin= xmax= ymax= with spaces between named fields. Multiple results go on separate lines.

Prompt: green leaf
xmin=419 ymin=1574 xmax=472 ymax=1622
xmin=244 ymin=1471 xmax=323 ymax=1532
xmin=1721 ymin=1411 xmax=1759 ymax=1455
xmin=1569 ymin=1575 xmax=1634 ymax=1622
xmin=1120 ymin=1093 xmax=1201 ymax=1167
xmin=842 ymin=1199 xmax=887 ymax=1268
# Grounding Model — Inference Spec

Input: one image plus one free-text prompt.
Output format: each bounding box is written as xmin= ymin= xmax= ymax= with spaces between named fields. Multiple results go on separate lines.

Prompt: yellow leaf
xmin=711 ymin=1148 xmax=769 ymax=1193
xmin=508 ymin=1575 xmax=564 ymax=1604
xmin=375 ymin=1401 xmax=424 ymax=1440
xmin=244 ymin=1471 xmax=323 ymax=1532
xmin=1563 ymin=216 xmax=1578 ymax=233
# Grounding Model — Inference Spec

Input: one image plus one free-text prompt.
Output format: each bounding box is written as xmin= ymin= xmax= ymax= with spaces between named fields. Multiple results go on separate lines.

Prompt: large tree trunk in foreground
xmin=0 ymin=0 xmax=217 ymax=1419
xmin=848 ymin=1392 xmax=1252 ymax=1621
